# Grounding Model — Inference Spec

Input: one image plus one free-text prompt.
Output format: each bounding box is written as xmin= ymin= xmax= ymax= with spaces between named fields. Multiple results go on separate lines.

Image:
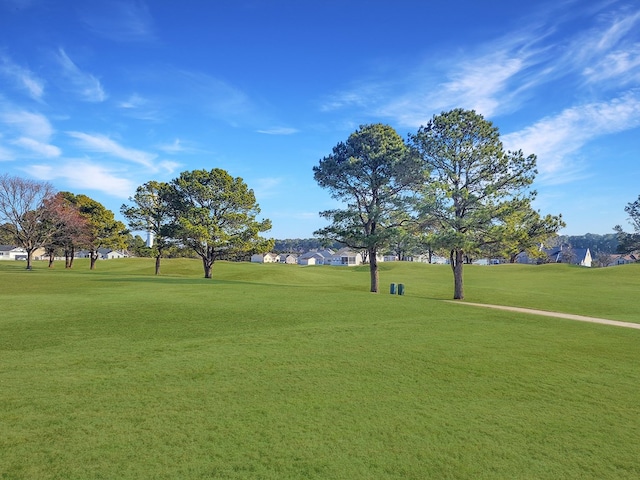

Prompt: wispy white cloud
xmin=557 ymin=7 xmax=640 ymax=86
xmin=67 ymin=131 xmax=156 ymax=168
xmin=0 ymin=109 xmax=53 ymax=139
xmin=0 ymin=142 xmax=13 ymax=161
xmin=156 ymin=138 xmax=199 ymax=157
xmin=322 ymin=2 xmax=640 ymax=129
xmin=80 ymin=0 xmax=155 ymax=42
xmin=0 ymin=54 xmax=45 ymax=100
xmin=28 ymin=160 xmax=135 ymax=198
xmin=257 ymin=127 xmax=299 ymax=135
xmin=320 ymin=82 xmax=389 ymax=113
xmin=156 ymin=159 xmax=181 ymax=175
xmin=157 ymin=138 xmax=186 ymax=154
xmin=118 ymin=93 xmax=163 ymax=121
xmin=13 ymin=137 xmax=61 ymax=157
xmin=54 ymin=48 xmax=106 ymax=102
xmin=252 ymin=177 xmax=283 ymax=199
xmin=178 ymin=70 xmax=254 ymax=124
xmin=583 ymin=43 xmax=640 ymax=84
xmin=0 ymin=108 xmax=62 ymax=158
xmin=502 ymin=91 xmax=640 ymax=183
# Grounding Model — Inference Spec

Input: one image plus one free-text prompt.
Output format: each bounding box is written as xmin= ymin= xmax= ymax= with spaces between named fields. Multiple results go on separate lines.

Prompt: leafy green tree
xmin=169 ymin=169 xmax=273 ymax=279
xmin=0 ymin=174 xmax=56 ymax=269
xmin=493 ymin=199 xmax=565 ymax=263
xmin=0 ymin=222 xmax=18 ymax=244
xmin=62 ymin=192 xmax=128 ymax=270
xmin=126 ymin=234 xmax=152 ymax=258
xmin=410 ymin=109 xmax=540 ymax=299
xmin=614 ymin=195 xmax=640 ymax=253
xmin=313 ymin=124 xmax=424 ymax=292
xmin=121 ymin=181 xmax=174 ymax=275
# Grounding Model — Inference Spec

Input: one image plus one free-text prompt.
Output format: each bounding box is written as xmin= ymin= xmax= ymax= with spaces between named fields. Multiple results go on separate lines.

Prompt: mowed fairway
xmin=1 ymin=259 xmax=639 ymax=479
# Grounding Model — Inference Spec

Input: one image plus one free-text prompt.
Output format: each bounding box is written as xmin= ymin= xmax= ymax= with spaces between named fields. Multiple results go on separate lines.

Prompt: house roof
xmin=544 ymin=245 xmax=590 ymax=263
xmin=0 ymin=245 xmax=18 ymax=251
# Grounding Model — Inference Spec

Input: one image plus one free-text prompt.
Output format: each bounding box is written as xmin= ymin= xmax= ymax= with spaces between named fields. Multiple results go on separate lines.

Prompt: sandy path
xmin=446 ymin=301 xmax=640 ymax=330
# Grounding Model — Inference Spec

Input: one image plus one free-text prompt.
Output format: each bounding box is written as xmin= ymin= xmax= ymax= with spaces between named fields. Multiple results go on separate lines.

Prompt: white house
xmin=326 ymin=248 xmax=363 ymax=266
xmin=250 ymin=252 xmax=279 ymax=263
xmin=298 ymin=249 xmax=334 ymax=266
xmin=279 ymin=253 xmax=298 ymax=264
xmin=75 ymin=248 xmax=127 ymax=260
xmin=0 ymin=245 xmax=28 ymax=261
xmin=408 ymin=254 xmax=448 ymax=264
xmin=102 ymin=249 xmax=127 ymax=259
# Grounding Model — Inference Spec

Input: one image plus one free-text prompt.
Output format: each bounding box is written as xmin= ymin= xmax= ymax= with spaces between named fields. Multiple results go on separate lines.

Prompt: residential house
xmin=101 ymin=249 xmax=127 ymax=259
xmin=75 ymin=248 xmax=128 ymax=260
xmin=0 ymin=245 xmax=47 ymax=261
xmin=0 ymin=245 xmax=27 ymax=261
xmin=608 ymin=253 xmax=637 ymax=266
xmin=298 ymin=249 xmax=334 ymax=266
xmin=250 ymin=252 xmax=280 ymax=263
xmin=279 ymin=253 xmax=298 ymax=264
xmin=326 ymin=248 xmax=363 ymax=266
xmin=408 ymin=254 xmax=449 ymax=264
xmin=545 ymin=245 xmax=592 ymax=267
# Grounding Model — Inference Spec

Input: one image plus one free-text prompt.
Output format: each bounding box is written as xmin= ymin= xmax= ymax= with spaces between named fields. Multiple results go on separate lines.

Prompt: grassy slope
xmin=1 ymin=259 xmax=639 ymax=479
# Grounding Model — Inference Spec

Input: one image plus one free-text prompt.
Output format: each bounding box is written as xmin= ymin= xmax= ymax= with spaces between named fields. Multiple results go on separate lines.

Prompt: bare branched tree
xmin=0 ymin=174 xmax=55 ymax=269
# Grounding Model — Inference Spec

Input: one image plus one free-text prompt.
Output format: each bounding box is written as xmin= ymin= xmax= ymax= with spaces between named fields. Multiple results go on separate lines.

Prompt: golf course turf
xmin=1 ymin=259 xmax=639 ymax=479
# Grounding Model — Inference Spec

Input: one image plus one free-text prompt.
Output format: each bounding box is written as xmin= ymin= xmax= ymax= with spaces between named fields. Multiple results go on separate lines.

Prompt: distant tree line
xmin=273 ymin=238 xmax=343 ymax=253
xmin=0 ymin=169 xmax=273 ymax=278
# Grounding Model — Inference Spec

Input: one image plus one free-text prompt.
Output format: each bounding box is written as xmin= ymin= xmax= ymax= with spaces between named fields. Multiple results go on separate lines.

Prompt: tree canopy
xmin=614 ymin=195 xmax=640 ymax=254
xmin=121 ymin=181 xmax=174 ymax=275
xmin=410 ymin=109 xmax=561 ymax=299
xmin=168 ymin=169 xmax=273 ymax=279
xmin=0 ymin=174 xmax=55 ymax=269
xmin=62 ymin=192 xmax=128 ymax=270
xmin=313 ymin=123 xmax=424 ymax=292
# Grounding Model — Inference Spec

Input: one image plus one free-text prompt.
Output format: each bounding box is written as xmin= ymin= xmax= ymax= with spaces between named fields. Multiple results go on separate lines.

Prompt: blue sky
xmin=1 ymin=0 xmax=639 ymax=239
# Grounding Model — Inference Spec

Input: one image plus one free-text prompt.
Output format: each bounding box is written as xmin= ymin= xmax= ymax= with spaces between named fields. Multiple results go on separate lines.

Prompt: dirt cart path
xmin=446 ymin=301 xmax=640 ymax=330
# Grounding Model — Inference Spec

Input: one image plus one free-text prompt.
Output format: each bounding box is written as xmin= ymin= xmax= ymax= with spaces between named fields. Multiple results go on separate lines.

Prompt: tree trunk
xmin=202 ymin=255 xmax=213 ymax=279
xmin=48 ymin=251 xmax=55 ymax=268
xmin=90 ymin=250 xmax=98 ymax=270
xmin=368 ymin=247 xmax=378 ymax=293
xmin=65 ymin=246 xmax=75 ymax=268
xmin=450 ymin=248 xmax=464 ymax=300
xmin=25 ymin=248 xmax=33 ymax=270
xmin=155 ymin=254 xmax=161 ymax=275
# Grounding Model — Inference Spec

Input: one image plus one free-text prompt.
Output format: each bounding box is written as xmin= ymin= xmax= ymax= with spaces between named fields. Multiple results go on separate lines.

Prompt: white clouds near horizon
xmin=28 ymin=160 xmax=135 ymax=198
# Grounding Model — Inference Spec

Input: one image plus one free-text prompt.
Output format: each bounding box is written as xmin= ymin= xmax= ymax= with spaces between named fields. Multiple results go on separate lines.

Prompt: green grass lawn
xmin=1 ymin=259 xmax=639 ymax=479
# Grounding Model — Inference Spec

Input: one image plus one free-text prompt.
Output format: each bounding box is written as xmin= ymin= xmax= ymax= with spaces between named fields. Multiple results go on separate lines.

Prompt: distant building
xmin=250 ymin=253 xmax=279 ymax=263
xmin=517 ymin=244 xmax=592 ymax=267
xmin=0 ymin=245 xmax=27 ymax=261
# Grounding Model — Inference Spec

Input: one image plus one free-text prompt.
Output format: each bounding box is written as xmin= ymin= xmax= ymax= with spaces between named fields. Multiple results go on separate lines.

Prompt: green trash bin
xmin=390 ymin=283 xmax=396 ymax=295
xmin=398 ymin=283 xmax=405 ymax=296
